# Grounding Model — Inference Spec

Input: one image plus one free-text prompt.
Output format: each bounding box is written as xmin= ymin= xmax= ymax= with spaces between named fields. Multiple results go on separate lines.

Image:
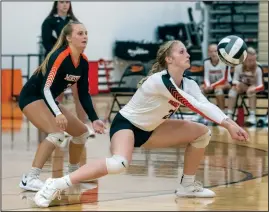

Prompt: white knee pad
xmin=46 ymin=132 xmax=65 ymax=147
xmin=228 ymin=89 xmax=237 ymax=98
xmin=106 ymin=155 xmax=129 ymax=174
xmin=191 ymin=130 xmax=211 ymax=148
xmin=214 ymin=88 xmax=223 ymax=96
xmin=71 ymin=130 xmax=91 ymax=145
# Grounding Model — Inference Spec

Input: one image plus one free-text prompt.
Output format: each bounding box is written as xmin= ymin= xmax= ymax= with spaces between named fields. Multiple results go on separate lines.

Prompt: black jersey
xmin=22 ymin=45 xmax=98 ymax=122
xmin=41 ymin=15 xmax=73 ymax=55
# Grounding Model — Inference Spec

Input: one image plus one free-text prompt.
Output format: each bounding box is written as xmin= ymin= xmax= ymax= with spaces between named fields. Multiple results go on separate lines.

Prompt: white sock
xmin=29 ymin=167 xmax=41 ymax=176
xmin=181 ymin=174 xmax=195 ymax=187
xmin=250 ymin=110 xmax=255 ymax=116
xmin=54 ymin=175 xmax=73 ymax=190
xmin=227 ymin=109 xmax=233 ymax=115
xmin=68 ymin=163 xmax=80 ymax=173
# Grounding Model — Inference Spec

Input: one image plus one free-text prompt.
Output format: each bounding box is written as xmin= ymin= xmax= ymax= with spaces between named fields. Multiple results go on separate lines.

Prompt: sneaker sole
xmin=19 ymin=182 xmax=40 ymax=192
xmin=175 ymin=191 xmax=215 ymax=198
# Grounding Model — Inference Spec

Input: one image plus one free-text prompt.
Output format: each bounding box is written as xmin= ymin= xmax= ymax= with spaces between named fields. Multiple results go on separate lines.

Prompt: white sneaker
xmin=175 ymin=181 xmax=215 ymax=198
xmin=246 ymin=114 xmax=256 ymax=125
xmin=19 ymin=174 xmax=44 ymax=192
xmin=34 ymin=178 xmax=62 ymax=208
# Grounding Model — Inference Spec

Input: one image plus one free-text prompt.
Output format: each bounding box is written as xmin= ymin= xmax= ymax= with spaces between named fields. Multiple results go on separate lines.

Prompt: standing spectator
xmin=227 ymin=47 xmax=264 ymax=125
xmin=42 ymin=1 xmax=78 ymax=57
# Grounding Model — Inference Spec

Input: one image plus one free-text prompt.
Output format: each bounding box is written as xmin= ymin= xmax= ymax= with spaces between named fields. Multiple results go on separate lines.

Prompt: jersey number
xmin=163 ymin=109 xmax=176 ymax=119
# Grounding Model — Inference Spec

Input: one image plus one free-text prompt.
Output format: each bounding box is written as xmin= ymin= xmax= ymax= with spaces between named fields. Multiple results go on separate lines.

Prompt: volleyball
xmin=217 ymin=35 xmax=248 ymax=67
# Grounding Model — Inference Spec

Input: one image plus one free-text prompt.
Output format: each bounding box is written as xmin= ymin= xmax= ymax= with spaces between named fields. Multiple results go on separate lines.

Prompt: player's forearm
xmin=43 ymin=87 xmax=62 ymax=116
xmin=78 ymin=92 xmax=99 ymax=122
xmin=220 ymin=117 xmax=238 ymax=129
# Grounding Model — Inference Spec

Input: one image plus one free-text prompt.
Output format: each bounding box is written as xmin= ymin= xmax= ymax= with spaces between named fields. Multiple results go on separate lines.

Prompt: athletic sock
xmin=181 ymin=174 xmax=195 ymax=187
xmin=68 ymin=163 xmax=80 ymax=173
xmin=54 ymin=175 xmax=73 ymax=190
xmin=29 ymin=167 xmax=42 ymax=176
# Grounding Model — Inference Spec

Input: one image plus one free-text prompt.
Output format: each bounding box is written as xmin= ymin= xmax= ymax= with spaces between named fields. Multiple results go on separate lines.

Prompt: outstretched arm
xmin=162 ymin=76 xmax=227 ymax=124
xmin=166 ymin=77 xmax=248 ymax=141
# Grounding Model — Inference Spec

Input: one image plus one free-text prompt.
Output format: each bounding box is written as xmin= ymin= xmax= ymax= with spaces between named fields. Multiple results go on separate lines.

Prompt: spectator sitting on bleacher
xmin=200 ymin=44 xmax=232 ymax=113
xmin=227 ymin=47 xmax=264 ymax=125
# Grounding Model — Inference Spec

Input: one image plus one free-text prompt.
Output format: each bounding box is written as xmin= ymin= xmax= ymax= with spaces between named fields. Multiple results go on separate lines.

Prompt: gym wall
xmin=2 ymin=2 xmax=203 ymax=76
xmin=258 ymin=1 xmax=268 ymax=64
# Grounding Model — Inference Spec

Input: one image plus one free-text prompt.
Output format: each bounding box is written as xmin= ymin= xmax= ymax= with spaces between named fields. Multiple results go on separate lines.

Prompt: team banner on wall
xmin=113 ymin=41 xmax=160 ymax=62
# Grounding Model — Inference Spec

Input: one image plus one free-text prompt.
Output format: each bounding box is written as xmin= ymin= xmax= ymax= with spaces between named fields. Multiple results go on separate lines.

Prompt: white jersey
xmin=120 ymin=70 xmax=228 ymax=131
xmin=203 ymin=59 xmax=232 ymax=88
xmin=232 ymin=64 xmax=264 ymax=92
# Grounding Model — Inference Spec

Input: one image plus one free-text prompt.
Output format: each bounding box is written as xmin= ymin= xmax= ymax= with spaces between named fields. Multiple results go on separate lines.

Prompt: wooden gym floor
xmin=2 ymin=95 xmax=268 ymax=211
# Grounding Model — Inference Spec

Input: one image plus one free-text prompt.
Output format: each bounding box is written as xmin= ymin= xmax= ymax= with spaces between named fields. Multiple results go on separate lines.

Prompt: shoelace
xmin=42 ymin=181 xmax=62 ymax=201
xmin=29 ymin=174 xmax=39 ymax=180
xmin=28 ymin=174 xmax=43 ymax=186
xmin=192 ymin=181 xmax=204 ymax=192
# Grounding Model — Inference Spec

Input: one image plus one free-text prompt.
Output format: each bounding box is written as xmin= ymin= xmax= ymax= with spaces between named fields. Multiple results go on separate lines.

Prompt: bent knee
xmin=106 ymin=155 xmax=129 ymax=174
xmin=46 ymin=132 xmax=65 ymax=147
xmin=191 ymin=129 xmax=211 ymax=148
xmin=228 ymin=88 xmax=238 ymax=98
xmin=246 ymin=90 xmax=256 ymax=97
xmin=214 ymin=87 xmax=224 ymax=96
xmin=71 ymin=124 xmax=91 ymax=145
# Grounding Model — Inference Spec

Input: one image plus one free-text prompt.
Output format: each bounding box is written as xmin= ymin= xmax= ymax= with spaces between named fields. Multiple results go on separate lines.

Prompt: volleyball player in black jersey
xmin=18 ymin=21 xmax=106 ymax=191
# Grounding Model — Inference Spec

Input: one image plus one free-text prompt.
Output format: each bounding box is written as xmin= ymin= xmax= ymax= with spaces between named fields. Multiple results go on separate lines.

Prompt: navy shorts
xmin=18 ymin=82 xmax=59 ymax=116
xmin=109 ymin=113 xmax=153 ymax=147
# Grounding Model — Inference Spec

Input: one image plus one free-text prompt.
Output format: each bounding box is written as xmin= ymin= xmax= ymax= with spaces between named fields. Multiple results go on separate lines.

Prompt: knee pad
xmin=71 ymin=130 xmax=91 ymax=145
xmin=106 ymin=155 xmax=129 ymax=174
xmin=191 ymin=130 xmax=211 ymax=148
xmin=228 ymin=89 xmax=237 ymax=98
xmin=46 ymin=132 xmax=65 ymax=147
xmin=214 ymin=88 xmax=223 ymax=96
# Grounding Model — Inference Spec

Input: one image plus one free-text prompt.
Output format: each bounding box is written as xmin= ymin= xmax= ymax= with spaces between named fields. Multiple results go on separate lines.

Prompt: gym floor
xmin=2 ymin=95 xmax=268 ymax=211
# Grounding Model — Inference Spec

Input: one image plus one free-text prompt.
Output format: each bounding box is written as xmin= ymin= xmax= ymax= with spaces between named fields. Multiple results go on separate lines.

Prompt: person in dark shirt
xmin=18 ymin=21 xmax=106 ymax=192
xmin=42 ymin=1 xmax=78 ymax=57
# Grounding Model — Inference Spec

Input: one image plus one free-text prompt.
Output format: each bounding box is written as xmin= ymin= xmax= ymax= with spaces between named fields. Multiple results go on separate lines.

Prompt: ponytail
xmin=34 ymin=21 xmax=81 ymax=75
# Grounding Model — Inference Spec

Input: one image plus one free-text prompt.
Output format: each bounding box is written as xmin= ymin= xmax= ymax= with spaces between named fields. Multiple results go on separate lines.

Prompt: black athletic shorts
xmin=109 ymin=112 xmax=153 ymax=147
xmin=18 ymin=82 xmax=59 ymax=115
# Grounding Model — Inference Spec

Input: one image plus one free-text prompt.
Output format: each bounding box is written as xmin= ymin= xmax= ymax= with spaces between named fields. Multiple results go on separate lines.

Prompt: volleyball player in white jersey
xmin=227 ymin=47 xmax=264 ymax=125
xmin=201 ymin=44 xmax=232 ymax=112
xmin=34 ymin=40 xmax=249 ymax=207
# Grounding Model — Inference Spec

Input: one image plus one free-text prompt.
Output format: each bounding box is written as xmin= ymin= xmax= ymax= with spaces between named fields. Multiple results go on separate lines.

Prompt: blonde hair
xmin=137 ymin=40 xmax=180 ymax=87
xmin=243 ymin=47 xmax=257 ymax=73
xmin=35 ymin=21 xmax=82 ymax=75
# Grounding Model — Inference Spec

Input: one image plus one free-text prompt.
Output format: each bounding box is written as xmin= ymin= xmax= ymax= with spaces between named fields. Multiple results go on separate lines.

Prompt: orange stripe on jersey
xmin=162 ymin=75 xmax=218 ymax=123
xmin=168 ymin=86 xmax=216 ymax=123
xmin=44 ymin=48 xmax=70 ymax=88
xmin=255 ymin=84 xmax=264 ymax=92
xmin=81 ymin=53 xmax=89 ymax=62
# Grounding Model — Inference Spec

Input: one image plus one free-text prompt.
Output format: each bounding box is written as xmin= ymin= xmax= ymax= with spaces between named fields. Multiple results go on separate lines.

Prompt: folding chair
xmin=108 ymin=63 xmax=148 ymax=122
